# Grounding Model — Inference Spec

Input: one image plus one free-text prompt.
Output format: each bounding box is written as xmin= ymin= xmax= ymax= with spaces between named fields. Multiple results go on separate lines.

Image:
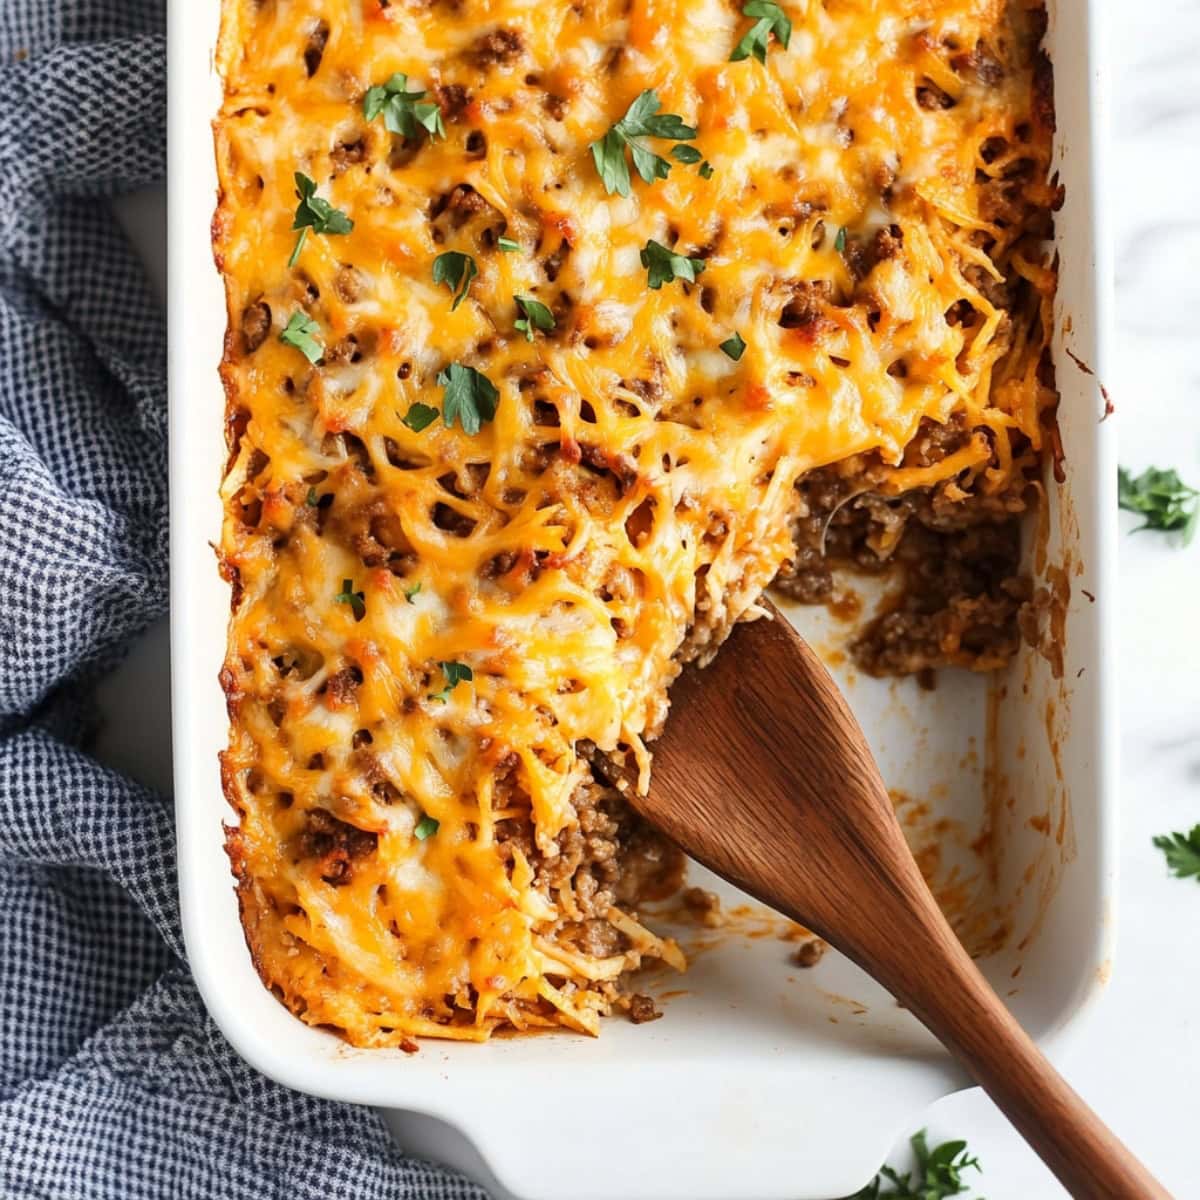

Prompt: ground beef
xmin=355 ymin=749 xmax=403 ymax=804
xmin=543 ymin=241 xmax=570 ymax=283
xmin=330 ymin=138 xmax=366 ymax=175
xmin=303 ymin=21 xmax=329 ymax=77
xmin=963 ymin=262 xmax=1012 ymax=310
xmin=953 ymin=42 xmax=1004 ymax=86
xmin=772 ymin=510 xmax=835 ymax=603
xmin=297 ymin=809 xmax=377 ymax=885
xmin=628 ymin=994 xmax=662 ymax=1024
xmin=433 ymin=83 xmax=470 ymax=122
xmin=429 ymin=184 xmax=505 ymax=247
xmin=771 ymin=419 xmax=1037 ymax=676
xmin=333 ymin=265 xmax=365 ymax=303
xmin=323 ymin=335 xmax=361 ymax=365
xmin=681 ymin=886 xmax=724 ymax=928
xmin=578 ymin=738 xmax=638 ymax=796
xmin=613 ymin=820 xmax=685 ymax=905
xmin=480 ymin=550 xmax=517 ymax=580
xmin=470 ymin=28 xmax=523 ymax=67
xmin=872 ymin=223 xmax=903 ymax=262
xmin=843 ymin=225 xmax=904 ymax=282
xmin=1032 ymin=50 xmax=1055 ymax=133
xmin=240 ymin=301 xmax=271 ymax=353
xmin=323 ymin=665 xmax=362 ymax=706
xmin=915 ymin=80 xmax=955 ymax=109
xmin=496 ymin=766 xmax=683 ymax=936
xmin=568 ymin=918 xmax=623 ymax=958
xmin=793 ymin=939 xmax=825 ymax=968
xmin=779 ymin=279 xmax=834 ymax=329
xmin=850 ymin=523 xmax=1030 ymax=675
xmin=341 ymin=497 xmax=413 ymax=568
xmin=579 ymin=442 xmax=639 ymax=496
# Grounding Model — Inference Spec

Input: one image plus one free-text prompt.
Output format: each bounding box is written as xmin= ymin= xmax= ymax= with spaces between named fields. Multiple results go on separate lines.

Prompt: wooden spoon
xmin=639 ymin=599 xmax=1168 ymax=1200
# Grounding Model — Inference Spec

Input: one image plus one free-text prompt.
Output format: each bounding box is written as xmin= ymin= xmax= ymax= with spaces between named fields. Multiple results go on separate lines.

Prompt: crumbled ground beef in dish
xmin=792 ymin=939 xmax=826 ymax=968
xmin=495 ymin=764 xmax=684 ymax=946
xmin=296 ymin=809 xmax=377 ymax=885
xmin=470 ymin=28 xmax=524 ymax=67
xmin=681 ymin=886 xmax=724 ymax=927
xmin=772 ymin=417 xmax=1039 ymax=676
xmin=240 ymin=301 xmax=271 ymax=353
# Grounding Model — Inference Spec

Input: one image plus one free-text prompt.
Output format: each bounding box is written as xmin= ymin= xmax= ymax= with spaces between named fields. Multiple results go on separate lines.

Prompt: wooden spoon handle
xmin=827 ymin=868 xmax=1170 ymax=1199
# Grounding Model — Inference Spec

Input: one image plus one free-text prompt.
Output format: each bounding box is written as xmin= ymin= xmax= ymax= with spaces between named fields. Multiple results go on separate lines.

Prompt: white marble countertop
xmin=98 ymin=1 xmax=1200 ymax=1192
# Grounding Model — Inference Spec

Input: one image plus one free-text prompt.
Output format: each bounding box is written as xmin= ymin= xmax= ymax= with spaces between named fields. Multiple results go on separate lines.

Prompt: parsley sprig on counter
xmin=730 ymin=0 xmax=792 ymax=63
xmin=289 ymin=172 xmax=353 ymax=268
xmin=280 ymin=311 xmax=322 ymax=363
xmin=363 ymin=73 xmax=446 ymax=141
xmin=641 ymin=239 xmax=706 ymax=289
xmin=1118 ymin=465 xmax=1199 ymax=545
xmin=851 ymin=1130 xmax=982 ymax=1199
xmin=432 ymin=251 xmax=478 ymax=310
xmin=1153 ymin=826 xmax=1200 ymax=880
xmin=590 ymin=90 xmax=699 ymax=197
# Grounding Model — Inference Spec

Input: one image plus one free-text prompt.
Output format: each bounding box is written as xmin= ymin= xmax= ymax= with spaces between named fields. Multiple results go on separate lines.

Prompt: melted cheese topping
xmin=214 ymin=0 xmax=1057 ymax=1043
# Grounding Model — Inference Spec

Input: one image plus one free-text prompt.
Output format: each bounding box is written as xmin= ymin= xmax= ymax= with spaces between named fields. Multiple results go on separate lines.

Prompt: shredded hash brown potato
xmin=213 ymin=0 xmax=1059 ymax=1045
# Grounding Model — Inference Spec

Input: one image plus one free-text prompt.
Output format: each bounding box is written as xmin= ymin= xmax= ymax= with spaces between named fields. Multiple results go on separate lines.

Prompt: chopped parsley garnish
xmin=497 ymin=236 xmax=521 ymax=253
xmin=401 ymin=402 xmax=439 ymax=432
xmin=834 ymin=225 xmax=848 ymax=253
xmin=514 ymin=294 xmax=556 ymax=341
xmin=363 ymin=73 xmax=446 ymax=141
xmin=305 ymin=486 xmax=320 ymax=507
xmin=404 ymin=582 xmax=422 ymax=604
xmin=414 ymin=814 xmax=440 ymax=840
xmin=334 ymin=578 xmax=366 ymax=621
xmin=719 ymin=332 xmax=747 ymax=361
xmin=432 ymin=251 xmax=478 ymax=310
xmin=1118 ymin=465 xmax=1199 ymax=545
xmin=437 ymin=363 xmax=499 ymax=435
xmin=279 ymin=311 xmax=323 ymax=363
xmin=730 ymin=0 xmax=792 ymax=64
xmin=640 ymin=239 xmax=706 ymax=290
xmin=670 ymin=144 xmax=703 ymax=165
xmin=430 ymin=660 xmax=473 ymax=703
xmin=851 ymin=1130 xmax=982 ymax=1199
xmin=698 ymin=160 xmax=714 ymax=179
xmin=590 ymin=90 xmax=698 ymax=198
xmin=1153 ymin=826 xmax=1200 ymax=880
xmin=289 ymin=172 xmax=353 ymax=268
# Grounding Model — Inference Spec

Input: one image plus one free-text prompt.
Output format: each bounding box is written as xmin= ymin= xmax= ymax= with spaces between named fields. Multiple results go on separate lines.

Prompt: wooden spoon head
xmin=638 ymin=599 xmax=927 ymax=951
xmin=638 ymin=603 xmax=1174 ymax=1200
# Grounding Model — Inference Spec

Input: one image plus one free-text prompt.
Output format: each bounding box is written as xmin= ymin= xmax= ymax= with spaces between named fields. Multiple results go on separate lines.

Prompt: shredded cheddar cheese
xmin=214 ymin=0 xmax=1058 ymax=1044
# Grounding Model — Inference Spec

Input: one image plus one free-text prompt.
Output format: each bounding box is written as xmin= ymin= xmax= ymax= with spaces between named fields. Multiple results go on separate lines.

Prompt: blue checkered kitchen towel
xmin=0 ymin=4 xmax=489 ymax=1196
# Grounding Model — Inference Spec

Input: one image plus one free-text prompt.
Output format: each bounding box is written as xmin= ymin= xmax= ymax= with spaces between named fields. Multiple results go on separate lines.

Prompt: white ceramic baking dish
xmin=168 ymin=2 xmax=1114 ymax=1195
